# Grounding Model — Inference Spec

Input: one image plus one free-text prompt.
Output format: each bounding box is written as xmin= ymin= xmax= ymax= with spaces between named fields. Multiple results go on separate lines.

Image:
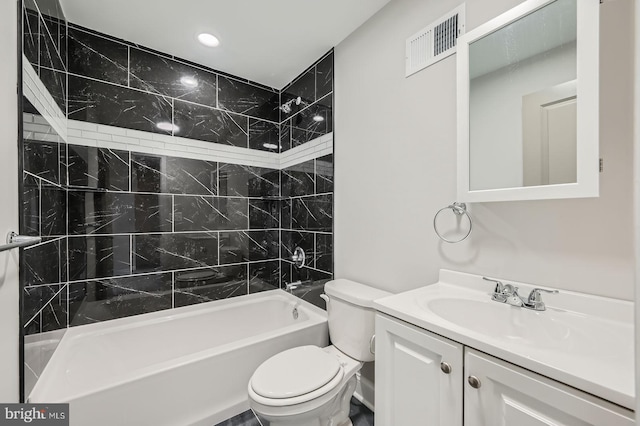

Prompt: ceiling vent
xmin=406 ymin=4 xmax=466 ymax=77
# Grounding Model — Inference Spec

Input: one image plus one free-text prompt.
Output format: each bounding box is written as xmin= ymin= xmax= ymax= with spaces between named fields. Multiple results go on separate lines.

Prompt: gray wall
xmin=335 ymin=0 xmax=635 ymax=301
xmin=0 ymin=0 xmax=20 ymax=402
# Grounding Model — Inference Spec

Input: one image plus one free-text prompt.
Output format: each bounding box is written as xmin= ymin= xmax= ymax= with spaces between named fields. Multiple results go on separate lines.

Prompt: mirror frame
xmin=456 ymin=0 xmax=599 ymax=203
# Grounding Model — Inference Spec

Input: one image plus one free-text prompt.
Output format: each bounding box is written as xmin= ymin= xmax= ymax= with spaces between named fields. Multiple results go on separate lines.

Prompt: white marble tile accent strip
xmin=22 ymin=57 xmax=67 ymax=141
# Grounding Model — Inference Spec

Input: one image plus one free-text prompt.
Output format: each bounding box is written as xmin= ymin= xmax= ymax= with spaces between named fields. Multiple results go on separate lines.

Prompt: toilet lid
xmin=250 ymin=346 xmax=341 ymax=399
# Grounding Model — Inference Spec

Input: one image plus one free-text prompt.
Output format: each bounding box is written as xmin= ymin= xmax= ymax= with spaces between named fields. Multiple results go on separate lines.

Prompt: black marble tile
xmin=282 ymin=67 xmax=316 ymax=108
xmin=68 ymin=191 xmax=172 ymax=234
xmin=134 ymin=193 xmax=173 ymax=233
xmin=279 ymin=119 xmax=291 ymax=152
xmin=219 ymin=231 xmax=249 ymax=265
xmin=173 ymin=101 xmax=248 ymax=148
xmin=350 ymin=397 xmax=375 ymax=426
xmin=249 ymin=199 xmax=279 ymax=229
xmin=68 ymin=146 xmax=129 ymax=191
xmin=129 ymin=48 xmax=218 ymax=105
xmin=23 ymin=9 xmax=40 ymax=67
xmin=281 ymin=199 xmax=292 ymax=230
xmin=247 ymin=230 xmax=279 ymax=262
xmin=316 ymin=52 xmax=334 ymax=100
xmin=281 ymin=161 xmax=315 ymax=197
xmin=41 ymin=15 xmax=63 ymax=63
xmin=23 ymin=140 xmax=60 ymax=184
xmin=315 ymin=233 xmax=333 ymax=273
xmin=68 ymin=235 xmax=131 ymax=280
xmin=249 ymin=260 xmax=280 ymax=293
xmin=217 ymin=77 xmax=280 ymax=122
xmin=133 ymin=233 xmax=218 ymax=273
xmin=39 ymin=67 xmax=67 ymax=112
xmin=22 ymin=183 xmax=40 ymax=236
xmin=68 ymin=273 xmax=172 ymax=326
xmin=218 ymin=164 xmax=279 ymax=198
xmin=40 ymin=187 xmax=66 ymax=236
xmin=21 ymin=238 xmax=64 ymax=286
xmin=291 ymin=94 xmax=333 ymax=147
xmin=68 ymin=75 xmax=173 ymax=135
xmin=316 ymin=154 xmax=334 ymax=193
xmin=214 ymin=409 xmax=261 ymax=426
xmin=248 ymin=119 xmax=279 ymax=152
xmin=174 ymin=265 xmax=247 ymax=307
xmin=174 ymin=196 xmax=248 ymax=232
xmin=281 ymin=230 xmax=314 ymax=266
xmin=130 ymin=154 xmax=163 ymax=193
xmin=292 ymin=195 xmax=333 ymax=232
xmin=39 ymin=24 xmax=64 ymax=72
xmin=131 ymin=153 xmax=217 ymax=195
xmin=68 ymin=27 xmax=128 ymax=85
xmin=23 ymin=284 xmax=67 ymax=335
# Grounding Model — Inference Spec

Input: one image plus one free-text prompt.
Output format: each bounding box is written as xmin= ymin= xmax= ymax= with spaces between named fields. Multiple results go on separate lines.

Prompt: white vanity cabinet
xmin=375 ymin=313 xmax=635 ymax=426
xmin=375 ymin=313 xmax=463 ymax=426
xmin=464 ymin=348 xmax=634 ymax=426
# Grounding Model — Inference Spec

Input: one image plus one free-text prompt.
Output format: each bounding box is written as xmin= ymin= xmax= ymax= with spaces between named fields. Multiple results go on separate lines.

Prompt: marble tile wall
xmin=21 ymin=12 xmax=334 ymax=331
xmin=21 ymin=133 xmax=281 ymax=334
xmin=65 ymin=24 xmax=281 ymax=153
xmin=278 ymin=53 xmax=334 ymax=308
xmin=23 ymin=0 xmax=68 ymax=114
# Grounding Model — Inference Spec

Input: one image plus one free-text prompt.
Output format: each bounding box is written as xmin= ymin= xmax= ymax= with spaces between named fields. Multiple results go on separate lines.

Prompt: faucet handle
xmin=526 ymin=288 xmax=559 ymax=311
xmin=483 ymin=277 xmax=504 ymax=293
xmin=527 ymin=288 xmax=559 ymax=303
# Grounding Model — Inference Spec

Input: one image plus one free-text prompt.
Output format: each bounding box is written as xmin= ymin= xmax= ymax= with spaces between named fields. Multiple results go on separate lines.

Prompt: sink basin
xmin=426 ymin=298 xmax=584 ymax=351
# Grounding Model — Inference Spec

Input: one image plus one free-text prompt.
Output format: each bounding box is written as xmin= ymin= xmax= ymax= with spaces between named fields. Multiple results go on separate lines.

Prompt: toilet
xmin=248 ymin=279 xmax=390 ymax=426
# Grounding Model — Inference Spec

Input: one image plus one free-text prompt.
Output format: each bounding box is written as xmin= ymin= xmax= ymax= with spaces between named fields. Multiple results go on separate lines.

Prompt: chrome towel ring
xmin=433 ymin=202 xmax=473 ymax=243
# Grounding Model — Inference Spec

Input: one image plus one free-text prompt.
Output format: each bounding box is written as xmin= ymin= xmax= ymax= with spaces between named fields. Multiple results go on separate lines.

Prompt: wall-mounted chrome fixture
xmin=291 ymin=246 xmax=305 ymax=269
xmin=280 ymin=96 xmax=301 ymax=113
xmin=0 ymin=232 xmax=41 ymax=253
xmin=483 ymin=277 xmax=559 ymax=311
xmin=433 ymin=202 xmax=473 ymax=243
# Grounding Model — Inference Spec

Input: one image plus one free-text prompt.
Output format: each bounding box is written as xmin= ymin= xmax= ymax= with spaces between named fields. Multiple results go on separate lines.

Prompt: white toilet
xmin=248 ymin=279 xmax=390 ymax=426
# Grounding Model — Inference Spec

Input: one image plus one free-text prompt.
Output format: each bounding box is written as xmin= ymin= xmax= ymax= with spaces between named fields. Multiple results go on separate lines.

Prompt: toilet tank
xmin=323 ymin=279 xmax=391 ymax=362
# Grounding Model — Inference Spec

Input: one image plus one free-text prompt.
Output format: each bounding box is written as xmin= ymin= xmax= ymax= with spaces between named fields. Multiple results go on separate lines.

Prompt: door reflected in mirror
xmin=468 ymin=0 xmax=577 ymax=191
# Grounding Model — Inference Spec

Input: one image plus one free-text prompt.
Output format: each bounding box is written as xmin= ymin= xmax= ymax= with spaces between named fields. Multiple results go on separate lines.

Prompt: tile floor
xmin=215 ymin=397 xmax=374 ymax=426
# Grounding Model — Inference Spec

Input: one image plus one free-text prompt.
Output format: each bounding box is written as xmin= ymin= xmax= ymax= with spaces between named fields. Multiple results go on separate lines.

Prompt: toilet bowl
xmin=248 ymin=346 xmax=361 ymax=426
xmin=248 ymin=279 xmax=390 ymax=426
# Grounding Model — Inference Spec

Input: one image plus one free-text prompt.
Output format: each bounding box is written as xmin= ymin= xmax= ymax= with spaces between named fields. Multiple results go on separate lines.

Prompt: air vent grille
xmin=406 ymin=4 xmax=465 ymax=77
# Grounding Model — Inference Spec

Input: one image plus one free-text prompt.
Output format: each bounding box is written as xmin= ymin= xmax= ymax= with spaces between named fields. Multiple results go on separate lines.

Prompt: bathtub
xmin=28 ymin=290 xmax=329 ymax=426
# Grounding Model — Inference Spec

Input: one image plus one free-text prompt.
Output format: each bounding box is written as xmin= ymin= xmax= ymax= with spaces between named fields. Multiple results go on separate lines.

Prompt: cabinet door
xmin=375 ymin=313 xmax=463 ymax=426
xmin=464 ymin=348 xmax=634 ymax=426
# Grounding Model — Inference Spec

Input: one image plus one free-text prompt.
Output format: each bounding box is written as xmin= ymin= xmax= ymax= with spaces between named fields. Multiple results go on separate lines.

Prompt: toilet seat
xmin=249 ymin=346 xmax=345 ymax=407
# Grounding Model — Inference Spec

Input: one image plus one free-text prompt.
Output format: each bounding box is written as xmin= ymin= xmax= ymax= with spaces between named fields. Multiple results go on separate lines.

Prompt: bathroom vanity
xmin=373 ymin=270 xmax=635 ymax=425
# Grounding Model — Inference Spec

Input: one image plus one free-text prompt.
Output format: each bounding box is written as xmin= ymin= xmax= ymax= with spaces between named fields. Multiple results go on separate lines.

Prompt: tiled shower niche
xmin=21 ymin=0 xmax=334 ymax=334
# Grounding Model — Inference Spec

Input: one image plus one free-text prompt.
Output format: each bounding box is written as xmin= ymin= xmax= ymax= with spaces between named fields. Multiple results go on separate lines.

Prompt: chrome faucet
xmin=483 ymin=277 xmax=558 ymax=311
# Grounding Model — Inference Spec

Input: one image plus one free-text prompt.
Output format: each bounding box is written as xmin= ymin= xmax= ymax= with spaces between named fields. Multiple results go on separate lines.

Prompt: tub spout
xmin=285 ymin=280 xmax=303 ymax=292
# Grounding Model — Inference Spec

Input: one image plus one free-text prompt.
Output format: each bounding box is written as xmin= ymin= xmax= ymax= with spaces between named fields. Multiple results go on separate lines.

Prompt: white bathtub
xmin=28 ymin=290 xmax=329 ymax=426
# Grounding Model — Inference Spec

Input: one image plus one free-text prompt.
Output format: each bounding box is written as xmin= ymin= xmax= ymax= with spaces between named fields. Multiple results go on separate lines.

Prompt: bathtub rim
xmin=29 ymin=290 xmax=328 ymax=403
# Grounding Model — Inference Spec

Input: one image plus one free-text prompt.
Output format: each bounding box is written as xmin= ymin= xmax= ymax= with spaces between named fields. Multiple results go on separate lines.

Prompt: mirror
xmin=456 ymin=0 xmax=599 ymax=202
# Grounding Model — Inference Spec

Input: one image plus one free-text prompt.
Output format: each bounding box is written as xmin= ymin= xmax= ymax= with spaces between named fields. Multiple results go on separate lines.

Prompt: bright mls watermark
xmin=0 ymin=405 xmax=68 ymax=425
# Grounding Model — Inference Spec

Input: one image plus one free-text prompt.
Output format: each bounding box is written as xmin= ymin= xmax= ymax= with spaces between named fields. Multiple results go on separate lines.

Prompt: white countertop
xmin=373 ymin=270 xmax=635 ymax=410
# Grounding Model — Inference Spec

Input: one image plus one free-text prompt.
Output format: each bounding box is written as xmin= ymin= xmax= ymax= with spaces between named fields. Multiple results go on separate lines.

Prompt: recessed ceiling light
xmin=180 ymin=76 xmax=199 ymax=88
xmin=157 ymin=122 xmax=179 ymax=132
xmin=312 ymin=115 xmax=325 ymax=122
xmin=198 ymin=33 xmax=220 ymax=47
xmin=263 ymin=143 xmax=279 ymax=150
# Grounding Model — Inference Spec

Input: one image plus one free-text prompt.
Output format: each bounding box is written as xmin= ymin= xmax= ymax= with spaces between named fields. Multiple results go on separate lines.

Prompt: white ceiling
xmin=58 ymin=0 xmax=391 ymax=88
